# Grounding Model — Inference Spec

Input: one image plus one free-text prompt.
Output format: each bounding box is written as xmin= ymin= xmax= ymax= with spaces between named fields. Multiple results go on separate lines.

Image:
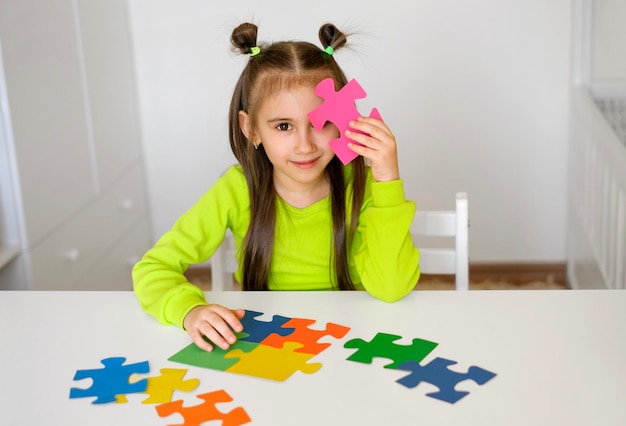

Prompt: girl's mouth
xmin=292 ymin=157 xmax=320 ymax=169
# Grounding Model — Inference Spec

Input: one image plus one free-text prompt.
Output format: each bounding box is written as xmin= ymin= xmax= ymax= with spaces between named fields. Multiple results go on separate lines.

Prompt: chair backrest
xmin=411 ymin=192 xmax=469 ymax=290
xmin=211 ymin=192 xmax=469 ymax=291
xmin=210 ymin=231 xmax=238 ymax=291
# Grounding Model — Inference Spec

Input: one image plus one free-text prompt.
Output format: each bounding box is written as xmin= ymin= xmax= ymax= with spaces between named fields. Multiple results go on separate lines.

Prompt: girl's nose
xmin=294 ymin=130 xmax=316 ymax=154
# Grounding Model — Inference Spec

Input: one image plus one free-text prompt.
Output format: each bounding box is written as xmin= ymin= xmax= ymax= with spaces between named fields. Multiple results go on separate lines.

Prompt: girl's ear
xmin=238 ymin=111 xmax=254 ymax=141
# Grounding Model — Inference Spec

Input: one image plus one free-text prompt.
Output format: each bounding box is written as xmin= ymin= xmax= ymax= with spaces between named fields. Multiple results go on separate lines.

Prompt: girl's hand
xmin=183 ymin=304 xmax=245 ymax=351
xmin=345 ymin=116 xmax=400 ymax=182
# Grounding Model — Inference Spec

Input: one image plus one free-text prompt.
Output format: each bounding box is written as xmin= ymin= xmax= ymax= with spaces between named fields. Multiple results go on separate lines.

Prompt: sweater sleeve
xmin=352 ymin=177 xmax=420 ymax=302
xmin=132 ymin=166 xmax=248 ymax=329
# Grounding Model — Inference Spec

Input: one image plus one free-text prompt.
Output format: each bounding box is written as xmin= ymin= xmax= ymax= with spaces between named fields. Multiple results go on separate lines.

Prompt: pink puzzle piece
xmin=308 ymin=78 xmax=382 ymax=165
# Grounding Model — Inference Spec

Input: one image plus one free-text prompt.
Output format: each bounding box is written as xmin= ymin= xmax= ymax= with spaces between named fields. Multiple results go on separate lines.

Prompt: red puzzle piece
xmin=261 ymin=318 xmax=350 ymax=354
xmin=308 ymin=78 xmax=382 ymax=165
xmin=155 ymin=389 xmax=251 ymax=426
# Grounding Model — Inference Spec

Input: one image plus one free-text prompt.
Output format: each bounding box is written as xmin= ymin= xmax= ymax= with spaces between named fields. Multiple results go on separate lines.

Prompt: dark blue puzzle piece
xmin=238 ymin=309 xmax=295 ymax=343
xmin=395 ymin=357 xmax=496 ymax=404
xmin=69 ymin=357 xmax=149 ymax=404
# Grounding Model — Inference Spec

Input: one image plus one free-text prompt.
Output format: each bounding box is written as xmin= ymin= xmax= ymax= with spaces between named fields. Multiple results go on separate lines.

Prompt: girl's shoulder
xmin=196 ymin=164 xmax=249 ymax=207
xmin=220 ymin=163 xmax=246 ymax=180
xmin=216 ymin=164 xmax=248 ymax=190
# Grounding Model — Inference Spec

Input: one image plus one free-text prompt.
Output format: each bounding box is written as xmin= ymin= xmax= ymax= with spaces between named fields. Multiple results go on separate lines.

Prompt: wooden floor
xmin=184 ymin=263 xmax=569 ymax=291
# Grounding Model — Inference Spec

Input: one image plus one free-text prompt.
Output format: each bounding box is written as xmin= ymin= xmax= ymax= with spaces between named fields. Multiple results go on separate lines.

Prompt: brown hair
xmin=228 ymin=22 xmax=366 ymax=290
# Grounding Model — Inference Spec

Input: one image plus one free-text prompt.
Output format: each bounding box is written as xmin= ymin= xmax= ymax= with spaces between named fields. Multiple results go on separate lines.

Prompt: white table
xmin=1 ymin=290 xmax=625 ymax=425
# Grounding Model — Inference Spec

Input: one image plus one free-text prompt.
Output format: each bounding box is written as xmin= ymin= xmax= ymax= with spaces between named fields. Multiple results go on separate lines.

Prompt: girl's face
xmin=240 ymin=84 xmax=338 ymax=195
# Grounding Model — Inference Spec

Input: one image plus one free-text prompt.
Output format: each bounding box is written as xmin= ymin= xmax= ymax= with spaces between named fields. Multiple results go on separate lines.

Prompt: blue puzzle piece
xmin=69 ymin=357 xmax=149 ymax=404
xmin=395 ymin=357 xmax=496 ymax=404
xmin=238 ymin=309 xmax=295 ymax=343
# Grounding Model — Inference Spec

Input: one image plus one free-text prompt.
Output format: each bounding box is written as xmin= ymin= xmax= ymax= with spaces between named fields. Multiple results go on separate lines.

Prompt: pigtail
xmin=231 ymin=23 xmax=260 ymax=56
xmin=318 ymin=23 xmax=348 ymax=53
xmin=229 ymin=22 xmax=276 ymax=290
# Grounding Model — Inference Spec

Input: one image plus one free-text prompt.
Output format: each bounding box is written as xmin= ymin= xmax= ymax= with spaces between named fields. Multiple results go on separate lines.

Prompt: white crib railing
xmin=568 ymin=86 xmax=626 ymax=289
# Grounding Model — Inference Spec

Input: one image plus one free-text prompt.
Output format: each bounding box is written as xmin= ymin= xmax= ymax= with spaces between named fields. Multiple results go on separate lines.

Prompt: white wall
xmin=593 ymin=0 xmax=626 ymax=81
xmin=128 ymin=0 xmax=571 ymax=263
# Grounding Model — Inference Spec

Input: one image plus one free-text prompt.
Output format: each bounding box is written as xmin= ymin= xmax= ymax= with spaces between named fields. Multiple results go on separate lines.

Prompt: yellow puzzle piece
xmin=142 ymin=368 xmax=200 ymax=404
xmin=225 ymin=342 xmax=322 ymax=381
xmin=116 ymin=368 xmax=199 ymax=404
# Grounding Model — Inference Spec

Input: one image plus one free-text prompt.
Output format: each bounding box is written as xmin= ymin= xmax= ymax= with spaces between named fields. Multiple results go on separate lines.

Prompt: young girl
xmin=133 ymin=22 xmax=420 ymax=352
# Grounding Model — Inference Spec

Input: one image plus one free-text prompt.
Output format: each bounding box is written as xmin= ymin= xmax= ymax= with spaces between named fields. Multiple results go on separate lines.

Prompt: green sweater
xmin=133 ymin=165 xmax=420 ymax=329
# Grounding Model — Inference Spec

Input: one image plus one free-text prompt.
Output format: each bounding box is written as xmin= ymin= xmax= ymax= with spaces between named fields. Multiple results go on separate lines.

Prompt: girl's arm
xmin=346 ymin=117 xmax=420 ymax=301
xmin=352 ymin=178 xmax=420 ymax=302
xmin=132 ymin=166 xmax=249 ymax=348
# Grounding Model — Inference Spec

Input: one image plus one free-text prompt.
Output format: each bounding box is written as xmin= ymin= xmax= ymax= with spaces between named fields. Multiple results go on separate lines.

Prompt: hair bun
xmin=318 ymin=23 xmax=347 ymax=51
xmin=231 ymin=23 xmax=259 ymax=55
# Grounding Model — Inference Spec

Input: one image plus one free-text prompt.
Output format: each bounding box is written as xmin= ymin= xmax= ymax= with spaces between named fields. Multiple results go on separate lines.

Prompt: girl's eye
xmin=276 ymin=123 xmax=292 ymax=131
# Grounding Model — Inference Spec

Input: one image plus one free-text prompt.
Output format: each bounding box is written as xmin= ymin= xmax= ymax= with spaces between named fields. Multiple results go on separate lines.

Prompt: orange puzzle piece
xmin=155 ymin=389 xmax=251 ymax=426
xmin=262 ymin=318 xmax=350 ymax=354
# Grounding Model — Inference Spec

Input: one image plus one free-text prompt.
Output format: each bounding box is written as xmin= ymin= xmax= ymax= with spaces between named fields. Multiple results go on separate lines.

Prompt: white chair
xmin=211 ymin=192 xmax=469 ymax=291
xmin=411 ymin=192 xmax=469 ymax=290
xmin=210 ymin=230 xmax=238 ymax=291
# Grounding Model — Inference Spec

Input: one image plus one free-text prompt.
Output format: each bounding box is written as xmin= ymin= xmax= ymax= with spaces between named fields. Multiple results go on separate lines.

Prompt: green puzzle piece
xmin=344 ymin=332 xmax=438 ymax=369
xmin=168 ymin=334 xmax=258 ymax=371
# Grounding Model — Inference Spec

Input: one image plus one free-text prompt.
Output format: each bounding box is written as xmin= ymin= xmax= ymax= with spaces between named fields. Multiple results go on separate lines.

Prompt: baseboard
xmin=422 ymin=262 xmax=568 ymax=287
xmin=186 ymin=262 xmax=569 ymax=289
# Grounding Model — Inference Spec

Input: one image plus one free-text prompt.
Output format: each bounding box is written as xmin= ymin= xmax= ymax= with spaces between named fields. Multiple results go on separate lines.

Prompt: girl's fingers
xmin=211 ymin=319 xmax=239 ymax=346
xmin=344 ymin=130 xmax=368 ymax=148
xmin=199 ymin=321 xmax=232 ymax=350
xmin=210 ymin=305 xmax=244 ymax=333
xmin=185 ymin=305 xmax=246 ymax=352
xmin=345 ymin=116 xmax=400 ymax=182
xmin=345 ymin=129 xmax=391 ymax=154
xmin=190 ymin=329 xmax=214 ymax=352
xmin=349 ymin=117 xmax=392 ymax=138
xmin=346 ymin=121 xmax=393 ymax=149
xmin=346 ymin=141 xmax=367 ymax=156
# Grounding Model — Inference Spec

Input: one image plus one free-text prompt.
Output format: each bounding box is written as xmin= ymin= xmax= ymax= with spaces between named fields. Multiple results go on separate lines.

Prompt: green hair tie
xmin=249 ymin=46 xmax=260 ymax=57
xmin=323 ymin=46 xmax=334 ymax=56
